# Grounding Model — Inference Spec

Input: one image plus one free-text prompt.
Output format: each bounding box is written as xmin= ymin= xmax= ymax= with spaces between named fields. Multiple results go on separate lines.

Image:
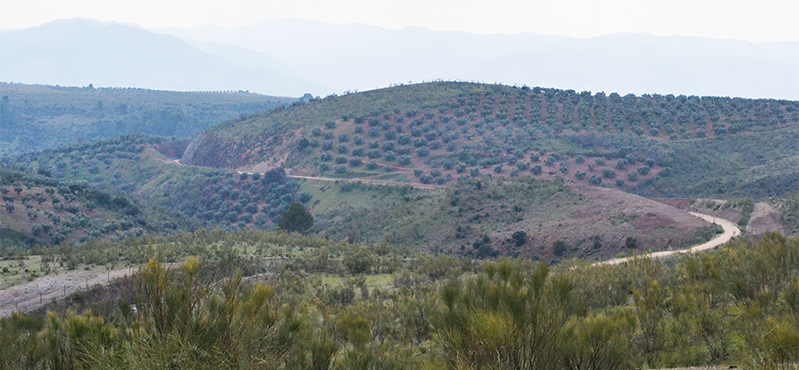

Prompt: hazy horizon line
xmin=3 ymin=17 xmax=798 ymax=44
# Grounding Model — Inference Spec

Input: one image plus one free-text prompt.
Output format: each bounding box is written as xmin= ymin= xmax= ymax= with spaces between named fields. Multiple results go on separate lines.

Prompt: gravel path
xmin=600 ymin=212 xmax=741 ymax=266
xmin=0 ymin=267 xmax=136 ymax=317
xmin=0 ymin=210 xmax=741 ymax=316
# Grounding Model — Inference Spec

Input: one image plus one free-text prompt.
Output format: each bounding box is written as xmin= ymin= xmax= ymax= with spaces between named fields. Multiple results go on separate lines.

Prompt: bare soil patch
xmin=748 ymin=202 xmax=788 ymax=235
xmin=491 ymin=184 xmax=712 ymax=261
xmin=0 ymin=267 xmax=136 ymax=317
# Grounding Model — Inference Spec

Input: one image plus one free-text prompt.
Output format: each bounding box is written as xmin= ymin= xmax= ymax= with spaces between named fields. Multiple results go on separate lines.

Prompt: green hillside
xmin=0 ymin=82 xmax=294 ymax=156
xmin=183 ymin=82 xmax=799 ymax=198
xmin=4 ymin=81 xmax=799 ymax=370
xmin=300 ymin=177 xmax=714 ymax=261
xmin=5 ymin=134 xmax=717 ymax=261
xmin=8 ymin=135 xmax=308 ymax=233
xmin=0 ymin=163 xmax=195 ymax=249
xmin=5 ymin=82 xmax=796 ymax=258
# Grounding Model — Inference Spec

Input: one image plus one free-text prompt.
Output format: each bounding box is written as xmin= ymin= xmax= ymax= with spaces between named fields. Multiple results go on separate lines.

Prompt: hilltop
xmin=183 ymin=82 xmax=799 ymax=199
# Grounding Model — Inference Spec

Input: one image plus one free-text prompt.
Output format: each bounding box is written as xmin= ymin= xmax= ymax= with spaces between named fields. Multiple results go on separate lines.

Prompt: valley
xmin=1 ymin=0 xmax=799 ymax=365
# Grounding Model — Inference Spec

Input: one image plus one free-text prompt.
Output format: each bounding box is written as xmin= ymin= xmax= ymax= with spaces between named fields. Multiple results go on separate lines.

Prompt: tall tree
xmin=278 ymin=202 xmax=314 ymax=233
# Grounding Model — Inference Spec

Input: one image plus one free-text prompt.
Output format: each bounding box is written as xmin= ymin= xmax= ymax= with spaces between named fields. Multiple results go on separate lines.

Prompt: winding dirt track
xmin=0 ymin=267 xmax=137 ymax=317
xmin=0 ymin=157 xmax=742 ymax=317
xmin=599 ymin=212 xmax=741 ymax=266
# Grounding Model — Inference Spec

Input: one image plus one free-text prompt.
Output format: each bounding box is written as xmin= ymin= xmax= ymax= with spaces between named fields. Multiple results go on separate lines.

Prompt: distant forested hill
xmin=0 ymin=83 xmax=294 ymax=155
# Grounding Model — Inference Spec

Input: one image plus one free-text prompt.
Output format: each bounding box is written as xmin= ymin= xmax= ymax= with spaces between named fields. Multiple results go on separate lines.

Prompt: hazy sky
xmin=3 ymin=0 xmax=798 ymax=42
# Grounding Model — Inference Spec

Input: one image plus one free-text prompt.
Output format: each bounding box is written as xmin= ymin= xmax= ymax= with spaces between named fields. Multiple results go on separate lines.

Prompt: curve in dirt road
xmin=0 ymin=267 xmax=136 ymax=317
xmin=599 ymin=212 xmax=741 ymax=266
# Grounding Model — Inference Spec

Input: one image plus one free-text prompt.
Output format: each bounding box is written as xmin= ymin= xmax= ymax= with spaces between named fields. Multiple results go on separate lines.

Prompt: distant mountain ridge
xmin=158 ymin=18 xmax=799 ymax=99
xmin=1 ymin=18 xmax=797 ymax=99
xmin=0 ymin=19 xmax=329 ymax=97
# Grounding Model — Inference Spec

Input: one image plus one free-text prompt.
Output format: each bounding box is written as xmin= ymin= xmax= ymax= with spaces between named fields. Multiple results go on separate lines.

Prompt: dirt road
xmin=0 ymin=267 xmax=137 ymax=317
xmin=600 ymin=212 xmax=741 ymax=266
xmin=172 ymin=158 xmax=436 ymax=190
xmin=287 ymin=175 xmax=437 ymax=190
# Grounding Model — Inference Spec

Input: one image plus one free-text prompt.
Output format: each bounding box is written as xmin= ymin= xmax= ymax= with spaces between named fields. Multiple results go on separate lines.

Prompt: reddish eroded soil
xmin=495 ymin=184 xmax=712 ymax=261
xmin=657 ymin=198 xmax=790 ymax=237
xmin=657 ymin=198 xmax=745 ymax=225
xmin=748 ymin=202 xmax=789 ymax=235
xmin=655 ymin=198 xmax=693 ymax=209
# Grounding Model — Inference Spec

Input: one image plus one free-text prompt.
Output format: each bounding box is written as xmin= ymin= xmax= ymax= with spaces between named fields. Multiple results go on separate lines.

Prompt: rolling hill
xmin=5 ymin=82 xmax=796 ymax=260
xmin=0 ymin=162 xmax=196 ymax=249
xmin=298 ymin=176 xmax=714 ymax=261
xmin=182 ymin=82 xmax=799 ymax=199
xmin=7 ymin=135 xmax=308 ymax=235
xmin=5 ymin=133 xmax=712 ymax=261
xmin=5 ymin=138 xmax=723 ymax=262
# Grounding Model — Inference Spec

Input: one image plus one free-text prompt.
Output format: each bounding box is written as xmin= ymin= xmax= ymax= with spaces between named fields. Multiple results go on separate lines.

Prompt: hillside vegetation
xmin=0 ymin=82 xmax=293 ymax=155
xmin=5 ymin=134 xmax=716 ymax=260
xmin=183 ymin=82 xmax=799 ymax=198
xmin=2 ymin=229 xmax=799 ymax=369
xmin=7 ymin=135 xmax=308 ymax=234
xmin=300 ymin=177 xmax=712 ymax=261
xmin=0 ymin=162 xmax=194 ymax=249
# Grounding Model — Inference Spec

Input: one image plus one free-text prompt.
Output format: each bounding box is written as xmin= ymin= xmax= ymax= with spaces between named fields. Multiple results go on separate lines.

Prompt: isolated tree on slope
xmin=278 ymin=202 xmax=314 ymax=233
